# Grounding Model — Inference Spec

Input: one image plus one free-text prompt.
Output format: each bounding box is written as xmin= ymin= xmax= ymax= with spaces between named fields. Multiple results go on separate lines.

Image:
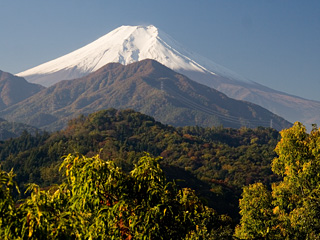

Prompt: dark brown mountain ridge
xmin=0 ymin=60 xmax=291 ymax=131
xmin=0 ymin=70 xmax=45 ymax=110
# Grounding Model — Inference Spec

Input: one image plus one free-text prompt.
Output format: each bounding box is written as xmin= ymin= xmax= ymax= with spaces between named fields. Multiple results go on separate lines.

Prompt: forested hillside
xmin=0 ymin=108 xmax=281 ymax=220
xmin=2 ymin=109 xmax=319 ymax=239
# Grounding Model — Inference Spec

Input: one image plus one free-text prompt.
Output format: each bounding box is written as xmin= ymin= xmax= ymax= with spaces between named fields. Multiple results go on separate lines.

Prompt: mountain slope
xmin=16 ymin=25 xmax=320 ymax=127
xmin=2 ymin=60 xmax=290 ymax=131
xmin=0 ymin=70 xmax=45 ymax=110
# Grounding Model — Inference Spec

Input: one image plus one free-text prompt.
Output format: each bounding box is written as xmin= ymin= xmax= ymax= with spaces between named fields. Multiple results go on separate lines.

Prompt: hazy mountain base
xmin=0 ymin=118 xmax=41 ymax=141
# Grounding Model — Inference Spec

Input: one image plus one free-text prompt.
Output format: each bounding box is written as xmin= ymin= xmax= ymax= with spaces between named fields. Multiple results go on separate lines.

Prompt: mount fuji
xmin=17 ymin=25 xmax=320 ymax=127
xmin=17 ymin=25 xmax=244 ymax=86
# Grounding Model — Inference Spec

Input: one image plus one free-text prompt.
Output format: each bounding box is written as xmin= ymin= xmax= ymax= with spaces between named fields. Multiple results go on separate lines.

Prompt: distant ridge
xmin=0 ymin=117 xmax=41 ymax=140
xmin=4 ymin=60 xmax=291 ymax=131
xmin=16 ymin=25 xmax=320 ymax=127
xmin=0 ymin=70 xmax=44 ymax=110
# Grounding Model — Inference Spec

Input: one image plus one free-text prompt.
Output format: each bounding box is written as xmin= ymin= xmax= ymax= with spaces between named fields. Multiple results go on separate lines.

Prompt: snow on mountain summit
xmin=12 ymin=24 xmax=320 ymax=129
xmin=17 ymin=25 xmax=248 ymax=86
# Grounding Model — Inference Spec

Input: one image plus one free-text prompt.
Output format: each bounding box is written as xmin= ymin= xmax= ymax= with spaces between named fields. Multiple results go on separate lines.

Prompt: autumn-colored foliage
xmin=0 ymin=109 xmax=281 ymax=219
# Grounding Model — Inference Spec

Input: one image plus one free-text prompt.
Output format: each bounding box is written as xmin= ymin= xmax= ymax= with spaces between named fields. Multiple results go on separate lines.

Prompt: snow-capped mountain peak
xmin=16 ymin=25 xmax=320 ymax=128
xmin=17 ymin=25 xmax=248 ymax=86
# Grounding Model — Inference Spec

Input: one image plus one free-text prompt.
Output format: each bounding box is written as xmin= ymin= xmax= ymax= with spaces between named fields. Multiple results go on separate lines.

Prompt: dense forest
xmin=0 ymin=109 xmax=280 ymax=217
xmin=1 ymin=109 xmax=319 ymax=238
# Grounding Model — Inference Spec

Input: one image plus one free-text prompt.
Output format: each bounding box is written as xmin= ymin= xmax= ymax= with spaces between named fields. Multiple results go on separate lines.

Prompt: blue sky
xmin=1 ymin=0 xmax=320 ymax=101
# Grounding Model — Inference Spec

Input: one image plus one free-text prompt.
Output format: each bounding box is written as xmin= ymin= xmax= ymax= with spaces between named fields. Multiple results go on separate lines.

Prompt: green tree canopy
xmin=235 ymin=122 xmax=320 ymax=239
xmin=0 ymin=153 xmax=233 ymax=239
